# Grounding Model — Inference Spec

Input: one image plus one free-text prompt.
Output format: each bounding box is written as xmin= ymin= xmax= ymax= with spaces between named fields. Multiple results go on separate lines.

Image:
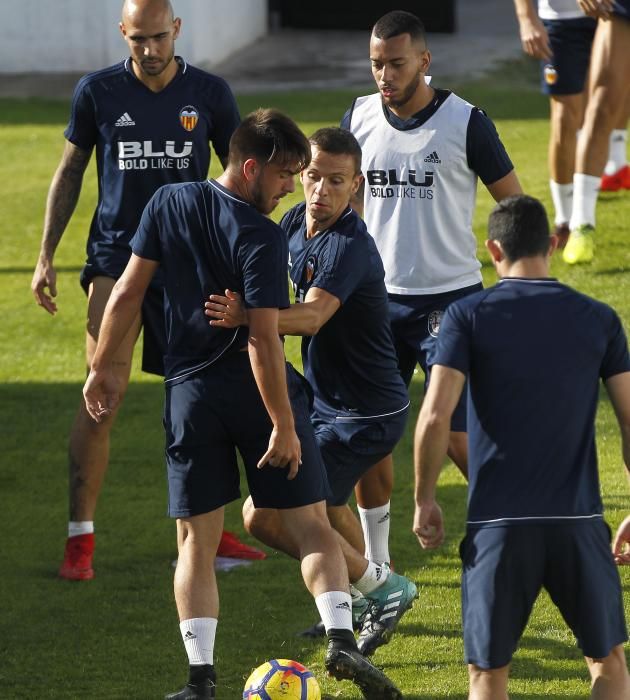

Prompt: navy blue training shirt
xmin=66 ymin=57 xmax=240 ymax=277
xmin=433 ymin=278 xmax=630 ymax=526
xmin=281 ymin=203 xmax=408 ymax=419
xmin=132 ymin=179 xmax=290 ymax=384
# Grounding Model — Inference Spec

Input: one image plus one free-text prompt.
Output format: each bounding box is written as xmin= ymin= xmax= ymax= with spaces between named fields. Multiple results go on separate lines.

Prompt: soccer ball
xmin=243 ymin=658 xmax=321 ymax=699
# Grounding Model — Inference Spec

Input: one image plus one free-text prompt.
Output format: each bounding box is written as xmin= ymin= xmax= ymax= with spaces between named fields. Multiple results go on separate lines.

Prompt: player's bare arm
xmin=276 ymin=287 xmax=341 ymax=336
xmin=247 ymin=307 xmax=301 ymax=478
xmin=413 ymin=364 xmax=466 ymax=550
xmin=84 ymin=254 xmax=158 ymax=422
xmin=206 ymin=286 xmax=341 ymax=337
xmin=613 ymin=515 xmax=630 ymax=565
xmin=31 ymin=141 xmax=92 ymax=314
xmin=513 ymin=0 xmax=553 ymax=61
xmin=604 ymin=372 xmax=630 ymax=564
xmin=605 ymin=371 xmax=630 ymax=476
xmin=486 ymin=170 xmax=523 ymax=203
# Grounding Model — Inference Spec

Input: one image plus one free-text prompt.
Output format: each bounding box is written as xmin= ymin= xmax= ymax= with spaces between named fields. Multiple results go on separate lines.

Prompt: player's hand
xmin=578 ymin=0 xmax=613 ymax=18
xmin=83 ymin=368 xmax=121 ymax=423
xmin=518 ymin=17 xmax=552 ymax=61
xmin=613 ymin=515 xmax=630 ymax=565
xmin=205 ymin=289 xmax=247 ymax=328
xmin=257 ymin=424 xmax=302 ymax=480
xmin=413 ymin=500 xmax=445 ymax=550
xmin=31 ymin=257 xmax=58 ymax=314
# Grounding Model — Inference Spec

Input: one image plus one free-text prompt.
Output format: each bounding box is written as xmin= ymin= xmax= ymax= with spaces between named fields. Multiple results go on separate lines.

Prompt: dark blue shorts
xmin=387 ymin=283 xmax=482 ymax=432
xmin=163 ymin=352 xmax=330 ymax=518
xmin=460 ymin=520 xmax=628 ymax=669
xmin=81 ymin=260 xmax=166 ymax=376
xmin=541 ymin=18 xmax=596 ymax=95
xmin=313 ymin=405 xmax=409 ymax=506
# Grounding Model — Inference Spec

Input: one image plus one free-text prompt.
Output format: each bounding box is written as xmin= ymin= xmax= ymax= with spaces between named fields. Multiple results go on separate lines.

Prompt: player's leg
xmin=566 ymin=14 xmax=630 ymax=263
xmin=467 ymin=665 xmax=510 ymax=700
xmin=461 ymin=527 xmax=544 ymax=700
xmin=601 ymin=91 xmax=630 ymax=191
xmin=543 ymin=519 xmax=629 ymax=699
xmin=243 ymin=495 xmax=415 ymax=645
xmin=415 ymin=288 xmax=482 ymax=481
xmin=352 ymin=314 xmax=416 ymax=567
xmin=277 ymin=501 xmax=401 ymax=699
xmin=548 ymin=92 xmax=587 ymax=246
xmin=242 ymin=365 xmax=402 ymax=698
xmin=164 ymin=366 xmax=242 ymax=700
xmin=586 ymin=645 xmax=630 ymax=699
xmin=327 ymin=503 xmax=365 ymax=553
xmin=542 ymin=17 xmax=595 ymax=247
xmin=60 ymin=275 xmax=141 ymax=580
xmin=167 ymin=509 xmax=223 ymax=700
xmin=355 ymin=455 xmax=394 ymax=565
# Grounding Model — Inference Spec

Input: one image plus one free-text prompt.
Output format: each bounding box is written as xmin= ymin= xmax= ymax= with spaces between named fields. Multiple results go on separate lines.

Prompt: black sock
xmin=188 ymin=664 xmax=216 ymax=685
xmin=327 ymin=627 xmax=357 ymax=650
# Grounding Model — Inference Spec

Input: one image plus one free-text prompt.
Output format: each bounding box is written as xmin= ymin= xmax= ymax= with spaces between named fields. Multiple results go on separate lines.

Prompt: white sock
xmin=358 ymin=503 xmax=391 ymax=564
xmin=604 ymin=129 xmax=628 ymax=175
xmin=353 ymin=560 xmax=390 ymax=596
xmin=570 ymin=173 xmax=600 ymax=229
xmin=549 ymin=180 xmax=573 ymax=226
xmin=180 ymin=618 xmax=217 ymax=666
xmin=315 ymin=591 xmax=353 ymax=633
xmin=68 ymin=521 xmax=94 ymax=538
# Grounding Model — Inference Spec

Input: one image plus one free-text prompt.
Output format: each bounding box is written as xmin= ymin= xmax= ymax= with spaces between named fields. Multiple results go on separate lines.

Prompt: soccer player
xmin=414 ymin=194 xmax=630 ymax=700
xmin=83 ymin=109 xmax=403 ymax=700
xmin=514 ymin=0 xmax=597 ymax=245
xmin=30 ymin=0 xmax=261 ymax=580
xmin=205 ymin=127 xmax=417 ymax=657
xmin=564 ymin=0 xmax=630 ymax=263
xmin=341 ymin=10 xmax=522 ymax=568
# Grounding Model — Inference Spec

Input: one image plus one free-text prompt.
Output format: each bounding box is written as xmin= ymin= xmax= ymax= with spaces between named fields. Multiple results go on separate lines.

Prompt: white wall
xmin=1 ymin=0 xmax=267 ymax=73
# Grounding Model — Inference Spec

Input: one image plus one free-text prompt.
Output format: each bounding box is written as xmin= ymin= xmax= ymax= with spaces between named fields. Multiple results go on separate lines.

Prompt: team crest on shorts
xmin=305 ymin=255 xmax=316 ymax=283
xmin=543 ymin=64 xmax=558 ymax=86
xmin=428 ymin=310 xmax=443 ymax=338
xmin=179 ymin=105 xmax=199 ymax=131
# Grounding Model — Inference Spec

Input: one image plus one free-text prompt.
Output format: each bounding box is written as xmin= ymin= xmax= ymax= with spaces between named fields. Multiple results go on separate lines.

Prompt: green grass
xmin=1 ymin=66 xmax=630 ymax=698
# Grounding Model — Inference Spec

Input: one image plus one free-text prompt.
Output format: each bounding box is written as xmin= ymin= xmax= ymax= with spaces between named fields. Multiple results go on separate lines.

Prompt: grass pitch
xmin=1 ymin=63 xmax=629 ymax=698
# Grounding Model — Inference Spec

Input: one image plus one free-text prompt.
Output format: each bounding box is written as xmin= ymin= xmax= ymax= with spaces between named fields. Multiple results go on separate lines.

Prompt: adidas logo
xmin=377 ymin=512 xmax=390 ymax=524
xmin=336 ymin=601 xmax=351 ymax=610
xmin=423 ymin=150 xmax=441 ymax=164
xmin=115 ymin=112 xmax=135 ymax=127
xmin=184 ymin=631 xmax=197 ymax=640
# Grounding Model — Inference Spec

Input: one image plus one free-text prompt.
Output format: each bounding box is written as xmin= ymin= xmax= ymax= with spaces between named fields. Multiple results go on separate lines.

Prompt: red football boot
xmin=601 ymin=165 xmax=630 ymax=192
xmin=216 ymin=530 xmax=266 ymax=560
xmin=59 ymin=533 xmax=95 ymax=580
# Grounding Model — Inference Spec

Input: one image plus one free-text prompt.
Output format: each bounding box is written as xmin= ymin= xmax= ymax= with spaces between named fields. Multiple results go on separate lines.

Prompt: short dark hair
xmin=308 ymin=127 xmax=362 ymax=174
xmin=229 ymin=108 xmax=311 ymax=173
xmin=488 ymin=195 xmax=551 ymax=261
xmin=372 ymin=10 xmax=426 ymax=44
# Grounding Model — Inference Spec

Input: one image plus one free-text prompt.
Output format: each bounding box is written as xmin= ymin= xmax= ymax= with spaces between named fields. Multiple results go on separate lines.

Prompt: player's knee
xmin=242 ymin=497 xmax=257 ymax=535
xmin=243 ymin=502 xmax=278 ymax=544
xmin=552 ymin=106 xmax=582 ymax=139
xmin=586 ymin=644 xmax=630 ymax=681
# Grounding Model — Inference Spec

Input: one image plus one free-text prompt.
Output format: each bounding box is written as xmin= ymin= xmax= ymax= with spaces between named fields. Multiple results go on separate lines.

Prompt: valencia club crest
xmin=179 ymin=105 xmax=199 ymax=131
